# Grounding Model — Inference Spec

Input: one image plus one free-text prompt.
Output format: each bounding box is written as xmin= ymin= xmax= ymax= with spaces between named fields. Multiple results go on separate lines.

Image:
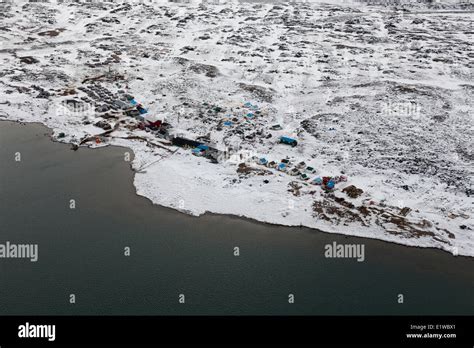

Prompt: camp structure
xmin=296 ymin=161 xmax=306 ymax=169
xmin=267 ymin=160 xmax=277 ymax=168
xmin=192 ymin=145 xmax=207 ymax=157
xmin=300 ymin=173 xmax=310 ymax=181
xmin=172 ymin=136 xmax=203 ymax=148
xmin=144 ymin=114 xmax=163 ymax=128
xmin=280 ymin=136 xmax=298 ymax=147
xmin=289 ymin=168 xmax=300 ymax=176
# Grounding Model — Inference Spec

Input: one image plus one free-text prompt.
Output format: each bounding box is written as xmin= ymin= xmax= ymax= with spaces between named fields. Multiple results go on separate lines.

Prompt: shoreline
xmin=0 ymin=0 xmax=472 ymax=259
xmin=2 ymin=118 xmax=472 ymax=260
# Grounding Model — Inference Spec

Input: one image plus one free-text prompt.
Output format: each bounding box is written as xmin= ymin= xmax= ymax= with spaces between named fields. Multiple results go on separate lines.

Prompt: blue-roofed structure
xmin=326 ymin=180 xmax=335 ymax=190
xmin=280 ymin=136 xmax=298 ymax=147
xmin=197 ymin=144 xmax=209 ymax=151
xmin=192 ymin=148 xmax=204 ymax=156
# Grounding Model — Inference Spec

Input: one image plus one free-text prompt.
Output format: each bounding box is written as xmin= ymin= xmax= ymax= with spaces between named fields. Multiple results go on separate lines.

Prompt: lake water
xmin=0 ymin=121 xmax=473 ymax=315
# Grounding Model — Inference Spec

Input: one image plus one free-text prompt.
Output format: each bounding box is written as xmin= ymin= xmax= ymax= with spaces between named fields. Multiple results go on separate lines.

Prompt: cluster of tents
xmin=257 ymin=155 xmax=347 ymax=190
xmin=311 ymin=176 xmax=348 ymax=190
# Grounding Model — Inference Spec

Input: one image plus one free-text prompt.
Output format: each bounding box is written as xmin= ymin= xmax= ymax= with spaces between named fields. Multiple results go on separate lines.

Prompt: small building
xmin=95 ymin=104 xmax=110 ymax=113
xmin=192 ymin=148 xmax=205 ymax=156
xmin=280 ymin=136 xmax=298 ymax=147
xmin=270 ymin=124 xmax=283 ymax=130
xmin=321 ymin=177 xmax=336 ymax=190
xmin=172 ymin=136 xmax=202 ymax=148
xmin=333 ymin=175 xmax=348 ymax=183
xmin=289 ymin=168 xmax=300 ymax=176
xmin=147 ymin=119 xmax=162 ymax=128
xmin=145 ymin=114 xmax=162 ymax=128
xmin=197 ymin=144 xmax=209 ymax=151
xmin=324 ymin=179 xmax=336 ymax=190
xmin=296 ymin=161 xmax=306 ymax=169
xmin=113 ymin=100 xmax=129 ymax=110
xmin=135 ymin=114 xmax=145 ymax=122
xmin=137 ymin=105 xmax=148 ymax=114
xmin=267 ymin=161 xmax=277 ymax=168
xmin=306 ymin=166 xmax=316 ymax=174
xmin=125 ymin=109 xmax=141 ymax=118
xmin=277 ymin=163 xmax=287 ymax=172
xmin=300 ymin=173 xmax=310 ymax=181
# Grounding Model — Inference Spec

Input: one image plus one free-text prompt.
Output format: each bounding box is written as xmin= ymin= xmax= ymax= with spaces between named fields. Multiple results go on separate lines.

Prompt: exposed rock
xmin=342 ymin=185 xmax=364 ymax=199
xmin=94 ymin=120 xmax=112 ymax=130
xmin=19 ymin=56 xmax=39 ymax=64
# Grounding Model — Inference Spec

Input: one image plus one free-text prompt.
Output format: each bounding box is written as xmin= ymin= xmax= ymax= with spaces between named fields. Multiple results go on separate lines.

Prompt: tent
xmin=145 ymin=114 xmax=162 ymax=127
xmin=280 ymin=136 xmax=298 ymax=147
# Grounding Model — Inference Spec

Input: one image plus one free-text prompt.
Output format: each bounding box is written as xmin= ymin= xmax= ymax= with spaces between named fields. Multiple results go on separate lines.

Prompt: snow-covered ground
xmin=0 ymin=0 xmax=472 ymax=256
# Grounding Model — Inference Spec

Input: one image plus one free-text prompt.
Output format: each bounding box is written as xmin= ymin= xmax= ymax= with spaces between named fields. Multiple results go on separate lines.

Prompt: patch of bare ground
xmin=288 ymin=181 xmax=302 ymax=197
xmin=237 ymin=163 xmax=272 ymax=176
xmin=313 ymin=195 xmax=456 ymax=242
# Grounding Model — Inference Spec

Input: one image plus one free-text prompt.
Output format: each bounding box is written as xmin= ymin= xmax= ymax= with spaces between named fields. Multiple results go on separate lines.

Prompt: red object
xmin=322 ymin=176 xmax=331 ymax=185
xmin=147 ymin=120 xmax=162 ymax=128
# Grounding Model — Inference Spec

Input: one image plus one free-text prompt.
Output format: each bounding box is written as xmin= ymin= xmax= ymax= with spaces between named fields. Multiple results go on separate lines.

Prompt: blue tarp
xmin=197 ymin=145 xmax=209 ymax=151
xmin=259 ymin=158 xmax=268 ymax=165
xmin=278 ymin=163 xmax=286 ymax=170
xmin=223 ymin=121 xmax=233 ymax=126
xmin=130 ymin=99 xmax=138 ymax=105
xmin=280 ymin=136 xmax=297 ymax=145
xmin=192 ymin=148 xmax=204 ymax=155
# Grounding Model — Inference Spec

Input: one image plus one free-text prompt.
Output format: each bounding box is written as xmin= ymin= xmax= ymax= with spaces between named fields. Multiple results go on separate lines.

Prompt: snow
xmin=0 ymin=0 xmax=472 ymax=256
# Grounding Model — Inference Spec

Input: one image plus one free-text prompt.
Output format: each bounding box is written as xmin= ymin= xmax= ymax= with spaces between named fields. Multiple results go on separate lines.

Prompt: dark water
xmin=0 ymin=121 xmax=473 ymax=315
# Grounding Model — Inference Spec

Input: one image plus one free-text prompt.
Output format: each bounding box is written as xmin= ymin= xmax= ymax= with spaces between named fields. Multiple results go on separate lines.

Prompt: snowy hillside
xmin=0 ymin=0 xmax=472 ymax=255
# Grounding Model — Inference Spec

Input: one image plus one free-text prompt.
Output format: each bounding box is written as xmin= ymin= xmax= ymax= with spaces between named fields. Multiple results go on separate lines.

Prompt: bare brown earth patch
xmin=313 ymin=194 xmax=456 ymax=243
